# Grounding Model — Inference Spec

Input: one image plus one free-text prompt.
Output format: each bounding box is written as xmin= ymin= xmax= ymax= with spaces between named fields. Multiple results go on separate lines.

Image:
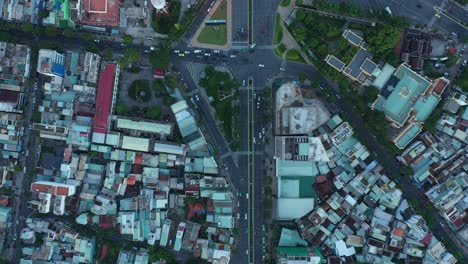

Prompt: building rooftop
xmin=121 ymin=136 xmax=149 ymax=152
xmin=93 ymin=64 xmax=116 ymax=134
xmin=116 ymin=117 xmax=172 ymax=135
xmin=82 ymin=0 xmax=120 ymax=27
xmin=378 ymin=64 xmax=432 ymax=126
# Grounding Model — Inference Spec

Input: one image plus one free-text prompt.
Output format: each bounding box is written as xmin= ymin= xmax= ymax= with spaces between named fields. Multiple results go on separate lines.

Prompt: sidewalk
xmin=275 ymin=1 xmax=312 ymax=64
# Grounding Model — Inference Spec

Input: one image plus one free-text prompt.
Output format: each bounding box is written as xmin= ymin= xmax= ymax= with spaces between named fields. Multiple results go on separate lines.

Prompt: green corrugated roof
xmin=414 ymin=95 xmax=439 ymax=122
xmin=277 ymin=160 xmax=319 ymax=177
xmin=278 ymin=228 xmax=308 ymax=247
xmin=298 ymin=143 xmax=309 ymax=156
xmin=395 ymin=124 xmax=421 ymax=149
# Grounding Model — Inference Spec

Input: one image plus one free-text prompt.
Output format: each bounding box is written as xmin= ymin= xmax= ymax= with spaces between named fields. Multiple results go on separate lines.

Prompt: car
xmin=463 ymin=60 xmax=467 ymax=66
xmin=237 ymin=192 xmax=241 ymax=197
xmin=204 ymin=53 xmax=211 ymax=56
xmin=444 ymin=72 xmax=449 ymax=77
xmin=178 ymin=53 xmax=185 ymax=57
xmin=94 ymin=39 xmax=100 ymax=43
xmin=262 ymin=128 xmax=265 ymax=134
xmin=434 ymin=13 xmax=441 ymax=18
xmin=195 ymin=94 xmax=200 ymax=101
xmin=385 ymin=6 xmax=392 ymax=16
xmin=253 ymin=137 xmax=256 ymax=144
xmin=120 ymin=43 xmax=126 ymax=47
xmin=230 ymin=54 xmax=236 ymax=58
xmin=242 ymin=80 xmax=246 ymax=86
xmin=194 ymin=49 xmax=202 ymax=53
xmin=246 ymin=192 xmax=249 ymax=199
xmin=244 ymin=213 xmax=248 ymax=220
xmin=207 ymin=8 xmax=211 ymax=12
xmin=258 ymin=64 xmax=264 ymax=68
xmin=250 ymin=43 xmax=256 ymax=49
xmin=144 ymin=50 xmax=150 ymax=53
xmin=210 ymin=1 xmax=215 ymax=7
xmin=240 ymin=27 xmax=245 ymax=33
xmin=150 ymin=46 xmax=155 ymax=51
xmin=237 ymin=213 xmax=240 ymax=219
xmin=237 ymin=201 xmax=240 ymax=207
xmin=280 ymin=67 xmax=285 ymax=71
xmin=213 ymin=50 xmax=220 ymax=53
xmin=23 ymin=167 xmax=27 ymax=173
xmin=174 ymin=50 xmax=180 ymax=54
xmin=184 ymin=51 xmax=190 ymax=55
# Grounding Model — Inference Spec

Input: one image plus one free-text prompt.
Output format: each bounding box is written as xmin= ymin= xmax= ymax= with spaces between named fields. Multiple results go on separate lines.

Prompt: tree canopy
xmin=149 ymin=47 xmax=170 ymax=69
xmin=366 ymin=24 xmax=400 ymax=59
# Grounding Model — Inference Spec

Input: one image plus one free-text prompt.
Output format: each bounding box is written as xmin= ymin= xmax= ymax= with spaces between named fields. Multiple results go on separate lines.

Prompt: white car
xmin=244 ymin=213 xmax=248 ymax=220
xmin=246 ymin=193 xmax=249 ymax=199
xmin=207 ymin=8 xmax=211 ymax=12
xmin=242 ymin=80 xmax=246 ymax=86
xmin=94 ymin=39 xmax=100 ymax=43
xmin=230 ymin=54 xmax=236 ymax=58
xmin=237 ymin=213 xmax=240 ymax=219
xmin=174 ymin=50 xmax=180 ymax=54
xmin=204 ymin=53 xmax=211 ymax=56
xmin=258 ymin=64 xmax=265 ymax=68
xmin=184 ymin=50 xmax=190 ymax=54
xmin=150 ymin=46 xmax=155 ymax=51
xmin=195 ymin=94 xmax=200 ymax=101
xmin=213 ymin=50 xmax=220 ymax=53
xmin=280 ymin=67 xmax=285 ymax=71
xmin=194 ymin=49 xmax=202 ymax=53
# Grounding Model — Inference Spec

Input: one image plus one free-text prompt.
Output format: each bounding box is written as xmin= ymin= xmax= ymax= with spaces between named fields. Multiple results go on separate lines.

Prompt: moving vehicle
xmin=258 ymin=64 xmax=265 ymax=68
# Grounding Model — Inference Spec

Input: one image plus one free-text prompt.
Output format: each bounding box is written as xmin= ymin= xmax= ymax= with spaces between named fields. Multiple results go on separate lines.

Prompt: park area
xmin=197 ymin=0 xmax=227 ymax=45
xmin=199 ymin=66 xmax=238 ymax=140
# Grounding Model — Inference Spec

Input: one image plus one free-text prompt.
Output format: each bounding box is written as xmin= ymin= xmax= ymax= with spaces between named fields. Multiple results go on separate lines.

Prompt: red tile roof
xmin=393 ymin=228 xmax=404 ymax=237
xmin=93 ymin=64 xmax=116 ymax=134
xmin=31 ymin=182 xmax=73 ymax=196
xmin=0 ymin=90 xmax=19 ymax=103
xmin=432 ymin=78 xmax=448 ymax=96
xmin=82 ymin=0 xmax=120 ymax=27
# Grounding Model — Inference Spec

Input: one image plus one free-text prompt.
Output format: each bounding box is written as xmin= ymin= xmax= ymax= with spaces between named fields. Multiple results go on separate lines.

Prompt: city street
xmin=1 ymin=0 xmax=467 ymax=262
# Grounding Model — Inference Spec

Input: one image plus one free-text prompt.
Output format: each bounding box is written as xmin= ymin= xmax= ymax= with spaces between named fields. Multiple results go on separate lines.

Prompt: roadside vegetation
xmin=274 ymin=43 xmax=287 ymax=57
xmin=199 ymin=67 xmax=239 ymax=143
xmin=274 ymin=13 xmax=283 ymax=45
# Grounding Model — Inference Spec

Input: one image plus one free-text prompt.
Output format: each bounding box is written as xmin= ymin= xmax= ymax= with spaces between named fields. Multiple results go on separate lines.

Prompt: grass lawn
xmin=199 ymin=67 xmax=238 ymax=140
xmin=274 ymin=13 xmax=283 ymax=45
xmin=285 ymin=49 xmax=306 ymax=63
xmin=128 ymin=80 xmax=151 ymax=102
xmin=211 ymin=0 xmax=227 ymax=20
xmin=279 ymin=0 xmax=291 ymax=7
xmin=274 ymin=43 xmax=286 ymax=57
xmin=197 ymin=25 xmax=227 ymax=45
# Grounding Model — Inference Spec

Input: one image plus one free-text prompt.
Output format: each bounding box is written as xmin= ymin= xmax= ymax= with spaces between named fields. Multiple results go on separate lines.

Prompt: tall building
xmin=37 ymin=49 xmax=65 ymax=77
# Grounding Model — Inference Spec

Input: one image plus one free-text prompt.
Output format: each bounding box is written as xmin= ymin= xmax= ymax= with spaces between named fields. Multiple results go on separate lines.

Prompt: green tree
xmin=21 ymin=22 xmax=34 ymax=33
xmin=149 ymin=247 xmax=176 ymax=263
xmin=115 ymin=103 xmax=128 ymax=115
xmin=145 ymin=106 xmax=162 ymax=119
xmin=39 ymin=10 xmax=50 ymax=19
xmin=125 ymin=48 xmax=141 ymax=64
xmin=62 ymin=28 xmax=74 ymax=38
xmin=149 ymin=47 xmax=170 ymax=69
xmin=293 ymin=27 xmax=306 ymax=42
xmin=163 ymin=96 xmax=175 ymax=106
xmin=366 ymin=24 xmax=400 ymax=58
xmin=122 ymin=34 xmax=134 ymax=45
xmin=103 ymin=48 xmax=113 ymax=60
xmin=44 ymin=26 xmax=58 ymax=37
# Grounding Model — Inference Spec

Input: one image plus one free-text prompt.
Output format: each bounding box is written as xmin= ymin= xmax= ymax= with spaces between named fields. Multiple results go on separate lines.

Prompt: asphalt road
xmin=252 ymin=0 xmax=282 ymax=46
xmin=231 ymin=0 xmax=249 ymax=44
xmin=329 ymin=0 xmax=467 ymax=38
